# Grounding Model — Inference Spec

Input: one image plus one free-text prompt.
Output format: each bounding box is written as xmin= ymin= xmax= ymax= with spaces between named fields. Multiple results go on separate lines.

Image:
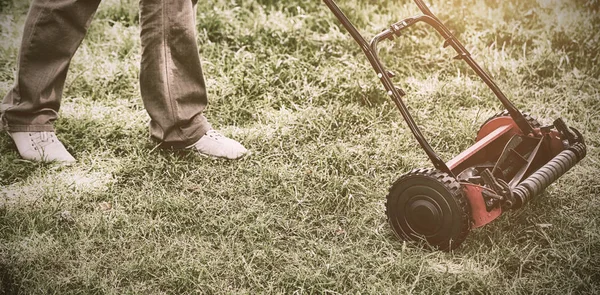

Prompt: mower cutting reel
xmin=324 ymin=0 xmax=587 ymax=250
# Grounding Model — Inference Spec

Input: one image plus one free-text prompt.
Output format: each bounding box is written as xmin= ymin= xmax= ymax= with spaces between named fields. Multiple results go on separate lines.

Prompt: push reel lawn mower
xmin=324 ymin=0 xmax=587 ymax=250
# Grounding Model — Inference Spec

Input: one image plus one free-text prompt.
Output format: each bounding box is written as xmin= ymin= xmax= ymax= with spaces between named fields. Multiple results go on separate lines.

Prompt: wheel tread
xmin=385 ymin=168 xmax=471 ymax=251
xmin=482 ymin=110 xmax=541 ymax=129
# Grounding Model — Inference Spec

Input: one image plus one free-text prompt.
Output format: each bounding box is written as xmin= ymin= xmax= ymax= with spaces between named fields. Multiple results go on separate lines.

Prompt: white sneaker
xmin=9 ymin=131 xmax=76 ymax=163
xmin=187 ymin=130 xmax=248 ymax=160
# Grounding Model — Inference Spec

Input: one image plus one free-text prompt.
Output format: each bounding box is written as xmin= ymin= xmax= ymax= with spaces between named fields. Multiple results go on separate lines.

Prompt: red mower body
xmin=450 ymin=115 xmax=572 ymax=229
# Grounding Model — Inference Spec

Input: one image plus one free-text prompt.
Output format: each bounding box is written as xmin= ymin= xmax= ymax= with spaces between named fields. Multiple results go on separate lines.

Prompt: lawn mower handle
xmin=322 ymin=0 xmax=452 ymax=174
xmin=323 ymin=0 xmax=537 ymax=175
xmin=412 ymin=0 xmax=534 ymax=135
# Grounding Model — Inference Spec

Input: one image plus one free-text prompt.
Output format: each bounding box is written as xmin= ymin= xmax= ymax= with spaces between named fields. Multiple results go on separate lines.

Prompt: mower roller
xmin=324 ymin=0 xmax=587 ymax=250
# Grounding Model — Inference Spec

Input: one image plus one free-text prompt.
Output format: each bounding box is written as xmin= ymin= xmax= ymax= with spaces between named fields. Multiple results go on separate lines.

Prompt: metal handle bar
xmin=322 ymin=0 xmax=452 ymax=175
xmin=370 ymin=13 xmax=534 ymax=135
xmin=414 ymin=0 xmax=437 ymax=20
xmin=411 ymin=0 xmax=534 ymax=135
xmin=322 ymin=0 xmax=538 ymax=175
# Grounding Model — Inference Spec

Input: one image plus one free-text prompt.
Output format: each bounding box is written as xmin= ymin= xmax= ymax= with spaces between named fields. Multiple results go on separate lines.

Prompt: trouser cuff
xmin=152 ymin=120 xmax=212 ymax=150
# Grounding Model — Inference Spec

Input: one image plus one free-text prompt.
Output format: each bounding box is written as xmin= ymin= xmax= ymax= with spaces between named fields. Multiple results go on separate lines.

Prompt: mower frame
xmin=323 ymin=0 xmax=586 ymax=250
xmin=323 ymin=0 xmax=535 ymax=176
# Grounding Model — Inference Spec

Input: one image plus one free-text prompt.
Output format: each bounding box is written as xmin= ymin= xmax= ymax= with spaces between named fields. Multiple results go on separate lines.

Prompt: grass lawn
xmin=1 ymin=0 xmax=599 ymax=293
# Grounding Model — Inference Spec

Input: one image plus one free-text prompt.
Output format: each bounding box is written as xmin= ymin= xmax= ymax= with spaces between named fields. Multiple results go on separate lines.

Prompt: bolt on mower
xmin=323 ymin=0 xmax=587 ymax=250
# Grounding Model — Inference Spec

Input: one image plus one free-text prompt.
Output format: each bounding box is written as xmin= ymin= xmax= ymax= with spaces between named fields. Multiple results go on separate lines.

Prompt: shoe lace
xmin=185 ymin=130 xmax=226 ymax=149
xmin=30 ymin=132 xmax=56 ymax=149
xmin=205 ymin=130 xmax=224 ymax=140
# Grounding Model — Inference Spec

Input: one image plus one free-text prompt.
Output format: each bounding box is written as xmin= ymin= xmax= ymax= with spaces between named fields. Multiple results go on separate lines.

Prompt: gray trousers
xmin=1 ymin=0 xmax=211 ymax=148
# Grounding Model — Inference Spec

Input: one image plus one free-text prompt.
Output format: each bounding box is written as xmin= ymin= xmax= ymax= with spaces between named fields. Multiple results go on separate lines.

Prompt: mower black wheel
xmin=477 ymin=110 xmax=541 ymax=140
xmin=386 ymin=168 xmax=471 ymax=251
xmin=482 ymin=110 xmax=541 ymax=128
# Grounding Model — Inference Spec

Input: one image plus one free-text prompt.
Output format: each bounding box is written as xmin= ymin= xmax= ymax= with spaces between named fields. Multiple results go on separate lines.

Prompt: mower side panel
xmin=463 ymin=184 xmax=502 ymax=228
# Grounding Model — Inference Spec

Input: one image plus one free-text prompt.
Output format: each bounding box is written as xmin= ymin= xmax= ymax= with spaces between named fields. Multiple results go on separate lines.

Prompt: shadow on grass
xmin=0 ymin=265 xmax=17 ymax=295
xmin=0 ymin=113 xmax=149 ymax=186
xmin=54 ymin=115 xmax=249 ymax=188
xmin=0 ymin=133 xmax=43 ymax=186
xmin=54 ymin=115 xmax=149 ymax=158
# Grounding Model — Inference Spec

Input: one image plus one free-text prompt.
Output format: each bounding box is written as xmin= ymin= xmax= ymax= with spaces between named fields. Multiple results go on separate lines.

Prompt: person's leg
xmin=1 ymin=0 xmax=102 ymax=132
xmin=1 ymin=0 xmax=101 ymax=162
xmin=139 ymin=0 xmax=210 ymax=148
xmin=139 ymin=0 xmax=248 ymax=159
